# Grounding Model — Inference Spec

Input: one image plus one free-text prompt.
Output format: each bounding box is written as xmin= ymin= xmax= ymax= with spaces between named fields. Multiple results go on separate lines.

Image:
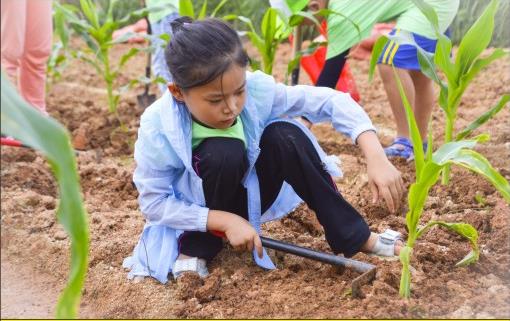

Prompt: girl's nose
xmin=224 ymin=97 xmax=238 ymax=114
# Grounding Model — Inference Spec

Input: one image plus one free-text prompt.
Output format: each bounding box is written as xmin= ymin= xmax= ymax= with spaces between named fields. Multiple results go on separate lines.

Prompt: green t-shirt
xmin=192 ymin=117 xmax=246 ymax=150
xmin=146 ymin=0 xmax=179 ymax=24
xmin=326 ymin=0 xmax=459 ymax=59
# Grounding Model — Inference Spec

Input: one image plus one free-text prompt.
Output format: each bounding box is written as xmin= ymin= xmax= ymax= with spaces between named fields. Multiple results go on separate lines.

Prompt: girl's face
xmin=169 ymin=64 xmax=247 ymax=129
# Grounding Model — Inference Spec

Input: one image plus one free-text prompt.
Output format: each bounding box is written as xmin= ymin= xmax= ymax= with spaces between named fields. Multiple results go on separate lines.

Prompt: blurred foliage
xmin=451 ymin=0 xmax=509 ymax=47
xmin=58 ymin=0 xmax=509 ymax=48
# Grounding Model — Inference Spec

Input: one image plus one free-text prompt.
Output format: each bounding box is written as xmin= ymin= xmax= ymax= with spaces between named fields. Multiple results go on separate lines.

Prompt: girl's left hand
xmin=366 ymin=155 xmax=404 ymax=213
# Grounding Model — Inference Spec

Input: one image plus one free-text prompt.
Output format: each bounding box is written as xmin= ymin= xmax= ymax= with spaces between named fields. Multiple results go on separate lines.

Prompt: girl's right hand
xmin=207 ymin=210 xmax=263 ymax=258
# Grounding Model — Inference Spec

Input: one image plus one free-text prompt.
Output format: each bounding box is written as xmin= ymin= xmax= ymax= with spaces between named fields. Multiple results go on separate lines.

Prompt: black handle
xmin=260 ymin=236 xmax=375 ymax=273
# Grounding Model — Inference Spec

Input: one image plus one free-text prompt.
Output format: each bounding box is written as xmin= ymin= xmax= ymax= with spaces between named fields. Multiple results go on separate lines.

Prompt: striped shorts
xmin=377 ymin=28 xmax=443 ymax=71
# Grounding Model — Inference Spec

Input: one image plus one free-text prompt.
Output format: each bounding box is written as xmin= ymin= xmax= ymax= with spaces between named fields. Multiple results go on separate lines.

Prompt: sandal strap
xmin=391 ymin=137 xmax=413 ymax=149
xmin=371 ymin=229 xmax=402 ymax=257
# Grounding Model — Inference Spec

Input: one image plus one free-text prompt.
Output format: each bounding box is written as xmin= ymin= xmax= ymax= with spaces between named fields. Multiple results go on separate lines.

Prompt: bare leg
xmin=410 ymin=70 xmax=434 ymax=139
xmin=378 ymin=64 xmax=416 ymax=141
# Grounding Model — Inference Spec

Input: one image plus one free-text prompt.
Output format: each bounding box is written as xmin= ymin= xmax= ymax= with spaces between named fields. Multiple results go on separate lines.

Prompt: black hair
xmin=165 ymin=17 xmax=249 ymax=90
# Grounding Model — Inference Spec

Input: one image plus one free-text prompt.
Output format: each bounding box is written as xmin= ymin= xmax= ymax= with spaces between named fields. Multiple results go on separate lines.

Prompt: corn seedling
xmin=54 ymin=0 xmax=171 ymax=118
xmin=394 ymin=69 xmax=510 ymax=298
xmin=1 ymin=72 xmax=89 ymax=318
xmin=370 ymin=0 xmax=509 ymax=185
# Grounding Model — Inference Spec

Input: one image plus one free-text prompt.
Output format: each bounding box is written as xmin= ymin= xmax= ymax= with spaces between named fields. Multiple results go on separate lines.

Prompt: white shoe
xmin=172 ymin=257 xmax=209 ymax=279
xmin=371 ymin=229 xmax=402 ymax=257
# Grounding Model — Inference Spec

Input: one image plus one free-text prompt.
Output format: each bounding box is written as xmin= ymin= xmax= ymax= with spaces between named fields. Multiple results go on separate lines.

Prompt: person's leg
xmin=378 ymin=63 xmax=415 ymax=140
xmin=0 ymin=0 xmax=27 ymax=86
xmin=178 ymin=137 xmax=249 ymax=262
xmin=410 ymin=69 xmax=434 ymax=140
xmin=18 ymin=0 xmax=52 ymax=112
xmin=256 ymin=122 xmax=371 ymax=257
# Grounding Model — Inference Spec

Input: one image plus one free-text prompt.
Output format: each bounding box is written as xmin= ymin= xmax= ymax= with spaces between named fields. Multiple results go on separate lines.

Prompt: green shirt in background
xmin=326 ymin=0 xmax=459 ymax=59
xmin=146 ymin=0 xmax=179 ymax=23
xmin=192 ymin=117 xmax=247 ymax=150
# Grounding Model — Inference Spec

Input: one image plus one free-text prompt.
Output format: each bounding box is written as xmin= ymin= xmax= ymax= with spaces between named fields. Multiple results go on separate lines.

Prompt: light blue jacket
xmin=123 ymin=71 xmax=376 ymax=283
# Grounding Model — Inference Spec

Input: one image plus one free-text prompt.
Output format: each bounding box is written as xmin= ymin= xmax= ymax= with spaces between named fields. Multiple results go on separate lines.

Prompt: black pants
xmin=179 ymin=122 xmax=370 ymax=261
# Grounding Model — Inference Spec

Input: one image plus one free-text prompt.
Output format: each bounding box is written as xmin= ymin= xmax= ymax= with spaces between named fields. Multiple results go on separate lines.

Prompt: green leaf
xmin=117 ymin=6 xmax=154 ymax=28
xmin=119 ymin=48 xmax=140 ymax=69
xmin=198 ymin=0 xmax=208 ymax=19
xmin=54 ymin=5 xmax=69 ymax=49
xmin=417 ymin=221 xmax=479 ymax=266
xmin=459 ymin=48 xmax=508 ymax=91
xmin=315 ymin=9 xmax=361 ymax=41
xmin=288 ymin=11 xmax=319 ymax=27
xmin=211 ymin=0 xmax=228 ymax=17
xmin=393 ymin=67 xmax=424 ymax=179
xmin=425 ymin=122 xmax=433 ymax=161
xmin=179 ymin=0 xmax=194 ymax=18
xmin=261 ymin=8 xmax=277 ymax=43
xmin=79 ymin=0 xmax=100 ymax=29
xmin=455 ymin=0 xmax=499 ymax=79
xmin=432 ymin=137 xmax=484 ymax=165
xmin=406 ymin=163 xmax=441 ymax=236
xmin=410 ymin=0 xmax=440 ymax=35
xmin=368 ymin=36 xmax=389 ymax=81
xmin=447 ymin=149 xmax=510 ymax=202
xmin=456 ymin=94 xmax=509 ymax=140
xmin=1 ymin=72 xmax=89 ymax=318
xmin=434 ymin=35 xmax=456 ymax=87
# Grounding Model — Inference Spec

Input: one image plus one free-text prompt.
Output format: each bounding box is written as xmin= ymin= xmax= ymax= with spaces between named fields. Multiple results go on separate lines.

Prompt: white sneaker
xmin=172 ymin=257 xmax=209 ymax=279
xmin=371 ymin=229 xmax=402 ymax=257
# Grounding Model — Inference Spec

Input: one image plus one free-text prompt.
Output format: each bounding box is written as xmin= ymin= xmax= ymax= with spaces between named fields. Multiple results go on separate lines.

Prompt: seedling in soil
xmin=393 ymin=68 xmax=510 ymax=299
xmin=54 ymin=0 xmax=170 ymax=120
xmin=1 ymin=72 xmax=89 ymax=319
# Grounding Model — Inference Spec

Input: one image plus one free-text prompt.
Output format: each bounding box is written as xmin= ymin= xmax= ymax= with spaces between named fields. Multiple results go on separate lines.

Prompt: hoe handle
xmin=211 ymin=231 xmax=375 ymax=274
xmin=260 ymin=236 xmax=375 ymax=273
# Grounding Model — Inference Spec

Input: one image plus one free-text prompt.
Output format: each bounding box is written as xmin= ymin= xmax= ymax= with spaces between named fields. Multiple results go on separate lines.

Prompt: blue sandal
xmin=384 ymin=137 xmax=414 ymax=160
xmin=385 ymin=137 xmax=428 ymax=161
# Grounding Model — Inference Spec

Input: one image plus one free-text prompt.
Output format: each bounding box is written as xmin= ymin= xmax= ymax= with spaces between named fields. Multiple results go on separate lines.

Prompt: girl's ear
xmin=168 ymin=83 xmax=185 ymax=102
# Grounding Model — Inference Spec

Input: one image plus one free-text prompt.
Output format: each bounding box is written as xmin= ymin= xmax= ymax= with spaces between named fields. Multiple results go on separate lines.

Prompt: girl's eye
xmin=208 ymin=99 xmax=222 ymax=105
xmin=235 ymin=89 xmax=245 ymax=96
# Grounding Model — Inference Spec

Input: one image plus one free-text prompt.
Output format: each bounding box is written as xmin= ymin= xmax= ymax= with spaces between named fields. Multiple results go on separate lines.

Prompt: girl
xmin=123 ymin=17 xmax=404 ymax=283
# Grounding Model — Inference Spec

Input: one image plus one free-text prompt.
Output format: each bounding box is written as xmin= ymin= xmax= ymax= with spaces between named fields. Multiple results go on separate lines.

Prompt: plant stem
xmin=442 ymin=117 xmax=454 ymax=184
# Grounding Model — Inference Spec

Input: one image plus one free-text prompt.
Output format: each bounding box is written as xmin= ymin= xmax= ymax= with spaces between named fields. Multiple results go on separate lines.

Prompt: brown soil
xmin=1 ymin=40 xmax=509 ymax=318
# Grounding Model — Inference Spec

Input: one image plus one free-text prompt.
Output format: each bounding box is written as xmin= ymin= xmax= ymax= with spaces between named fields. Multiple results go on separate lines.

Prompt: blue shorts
xmin=377 ymin=28 xmax=449 ymax=71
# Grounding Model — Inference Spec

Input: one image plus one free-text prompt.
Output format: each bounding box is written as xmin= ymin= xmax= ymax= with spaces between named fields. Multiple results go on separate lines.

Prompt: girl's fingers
xmin=369 ymin=181 xmax=379 ymax=204
xmin=254 ymin=235 xmax=263 ymax=258
xmin=381 ymin=186 xmax=395 ymax=213
xmin=246 ymin=239 xmax=254 ymax=252
xmin=389 ymin=183 xmax=400 ymax=210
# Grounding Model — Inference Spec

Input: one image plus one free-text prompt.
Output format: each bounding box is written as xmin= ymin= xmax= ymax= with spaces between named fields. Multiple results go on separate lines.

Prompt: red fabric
xmin=298 ymin=21 xmax=361 ymax=102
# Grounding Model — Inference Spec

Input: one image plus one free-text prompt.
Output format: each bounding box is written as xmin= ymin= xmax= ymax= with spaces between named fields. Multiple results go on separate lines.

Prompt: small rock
xmin=475 ymin=312 xmax=495 ymax=319
xmin=195 ymin=274 xmax=221 ymax=303
xmin=175 ymin=272 xmax=203 ymax=300
xmin=487 ymin=284 xmax=508 ymax=296
xmin=480 ymin=273 xmax=500 ymax=288
xmin=72 ymin=124 xmax=90 ymax=150
xmin=54 ymin=231 xmax=68 ymax=240
xmin=450 ymin=305 xmax=474 ymax=318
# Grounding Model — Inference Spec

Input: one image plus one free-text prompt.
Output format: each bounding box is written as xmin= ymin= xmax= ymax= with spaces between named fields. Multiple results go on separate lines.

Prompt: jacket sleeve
xmin=269 ymin=83 xmax=376 ymax=143
xmin=133 ymin=108 xmax=208 ymax=232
